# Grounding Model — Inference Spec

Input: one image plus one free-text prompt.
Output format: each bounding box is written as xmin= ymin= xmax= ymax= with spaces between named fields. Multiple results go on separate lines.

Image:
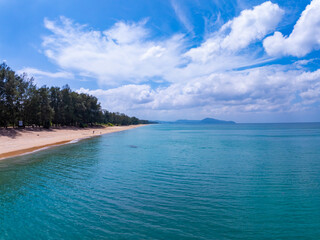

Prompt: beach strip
xmin=0 ymin=125 xmax=144 ymax=160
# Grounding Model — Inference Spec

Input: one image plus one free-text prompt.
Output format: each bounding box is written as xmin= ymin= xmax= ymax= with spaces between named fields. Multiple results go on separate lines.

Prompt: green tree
xmin=38 ymin=86 xmax=54 ymax=128
xmin=0 ymin=63 xmax=151 ymax=128
xmin=24 ymin=84 xmax=41 ymax=127
xmin=49 ymin=87 xmax=63 ymax=126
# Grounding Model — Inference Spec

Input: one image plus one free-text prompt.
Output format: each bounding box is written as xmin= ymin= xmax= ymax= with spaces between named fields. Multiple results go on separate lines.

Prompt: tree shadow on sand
xmin=0 ymin=128 xmax=22 ymax=139
xmin=0 ymin=125 xmax=109 ymax=139
xmin=0 ymin=127 xmax=55 ymax=139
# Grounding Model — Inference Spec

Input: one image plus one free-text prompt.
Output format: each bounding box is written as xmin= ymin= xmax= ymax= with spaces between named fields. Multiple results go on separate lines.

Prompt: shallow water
xmin=1 ymin=123 xmax=320 ymax=239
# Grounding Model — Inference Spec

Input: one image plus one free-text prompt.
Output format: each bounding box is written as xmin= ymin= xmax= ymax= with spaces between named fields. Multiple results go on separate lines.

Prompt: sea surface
xmin=1 ymin=123 xmax=320 ymax=239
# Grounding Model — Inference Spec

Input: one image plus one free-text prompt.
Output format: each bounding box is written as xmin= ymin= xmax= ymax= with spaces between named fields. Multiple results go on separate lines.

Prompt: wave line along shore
xmin=0 ymin=125 xmax=145 ymax=160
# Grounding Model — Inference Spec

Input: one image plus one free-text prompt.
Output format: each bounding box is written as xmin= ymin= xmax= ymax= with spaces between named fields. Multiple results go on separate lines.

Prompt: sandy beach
xmin=0 ymin=125 xmax=144 ymax=160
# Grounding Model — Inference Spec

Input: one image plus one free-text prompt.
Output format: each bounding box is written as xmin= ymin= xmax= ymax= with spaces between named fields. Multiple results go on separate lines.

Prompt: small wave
xmin=68 ymin=139 xmax=80 ymax=144
xmin=11 ymin=146 xmax=52 ymax=158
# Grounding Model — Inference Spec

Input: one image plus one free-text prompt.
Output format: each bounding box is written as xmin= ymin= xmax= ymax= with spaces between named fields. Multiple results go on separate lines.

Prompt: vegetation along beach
xmin=1 ymin=0 xmax=320 ymax=239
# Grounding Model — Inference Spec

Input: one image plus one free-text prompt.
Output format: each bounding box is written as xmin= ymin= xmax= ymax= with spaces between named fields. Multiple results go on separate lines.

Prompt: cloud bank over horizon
xmin=20 ymin=0 xmax=320 ymax=122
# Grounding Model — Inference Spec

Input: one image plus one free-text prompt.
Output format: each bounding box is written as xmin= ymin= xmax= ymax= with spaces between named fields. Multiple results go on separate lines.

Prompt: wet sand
xmin=0 ymin=125 xmax=144 ymax=160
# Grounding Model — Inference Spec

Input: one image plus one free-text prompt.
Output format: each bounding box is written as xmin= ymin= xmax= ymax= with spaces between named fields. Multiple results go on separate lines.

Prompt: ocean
xmin=1 ymin=123 xmax=320 ymax=239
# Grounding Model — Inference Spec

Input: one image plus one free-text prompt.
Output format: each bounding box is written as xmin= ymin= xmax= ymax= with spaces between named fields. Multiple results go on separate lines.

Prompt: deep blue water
xmin=1 ymin=123 xmax=320 ymax=239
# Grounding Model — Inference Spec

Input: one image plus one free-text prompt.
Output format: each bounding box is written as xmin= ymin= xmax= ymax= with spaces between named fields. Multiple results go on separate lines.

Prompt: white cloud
xmin=263 ymin=0 xmax=320 ymax=57
xmin=78 ymin=67 xmax=320 ymax=119
xmin=180 ymin=1 xmax=283 ymax=81
xmin=18 ymin=67 xmax=74 ymax=79
xmin=78 ymin=84 xmax=154 ymax=112
xmin=154 ymin=67 xmax=320 ymax=113
xmin=42 ymin=2 xmax=283 ymax=87
xmin=186 ymin=0 xmax=283 ymax=62
xmin=221 ymin=1 xmax=284 ymax=51
xmin=140 ymin=46 xmax=166 ymax=60
xmin=104 ymin=20 xmax=149 ymax=44
xmin=35 ymin=1 xmax=320 ymax=120
xmin=171 ymin=0 xmax=194 ymax=34
xmin=42 ymin=17 xmax=185 ymax=86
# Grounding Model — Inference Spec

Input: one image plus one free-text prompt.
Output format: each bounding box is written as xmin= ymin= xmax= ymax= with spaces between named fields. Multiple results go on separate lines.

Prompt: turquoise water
xmin=1 ymin=123 xmax=320 ymax=239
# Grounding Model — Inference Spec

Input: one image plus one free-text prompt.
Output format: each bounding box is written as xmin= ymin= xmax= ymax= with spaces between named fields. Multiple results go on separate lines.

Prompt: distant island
xmin=160 ymin=118 xmax=236 ymax=124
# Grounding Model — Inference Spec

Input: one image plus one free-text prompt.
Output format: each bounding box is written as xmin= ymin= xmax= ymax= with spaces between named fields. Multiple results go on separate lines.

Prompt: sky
xmin=0 ymin=0 xmax=320 ymax=122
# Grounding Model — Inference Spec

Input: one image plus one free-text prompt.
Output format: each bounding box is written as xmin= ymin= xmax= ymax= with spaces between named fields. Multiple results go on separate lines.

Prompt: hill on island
xmin=162 ymin=118 xmax=236 ymax=124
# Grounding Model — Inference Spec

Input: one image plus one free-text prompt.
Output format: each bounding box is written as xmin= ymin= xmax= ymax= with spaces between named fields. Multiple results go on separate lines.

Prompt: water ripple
xmin=1 ymin=123 xmax=320 ymax=239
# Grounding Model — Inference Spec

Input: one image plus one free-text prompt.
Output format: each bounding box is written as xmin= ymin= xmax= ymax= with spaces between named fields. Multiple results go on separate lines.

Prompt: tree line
xmin=0 ymin=63 xmax=151 ymax=128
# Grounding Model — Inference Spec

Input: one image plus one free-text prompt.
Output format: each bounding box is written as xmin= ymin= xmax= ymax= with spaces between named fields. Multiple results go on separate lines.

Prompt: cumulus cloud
xmin=43 ymin=17 xmax=185 ymax=86
xmin=78 ymin=84 xmax=154 ymax=112
xmin=186 ymin=0 xmax=283 ymax=62
xmin=78 ymin=67 xmax=320 ymax=118
xmin=42 ymin=2 xmax=283 ymax=86
xmin=263 ymin=0 xmax=320 ymax=57
xmin=221 ymin=1 xmax=284 ymax=51
xmin=35 ymin=1 xmax=320 ymax=120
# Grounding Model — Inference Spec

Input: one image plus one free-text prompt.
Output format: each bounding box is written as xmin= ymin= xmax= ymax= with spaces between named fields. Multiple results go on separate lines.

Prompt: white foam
xmin=1 ymin=138 xmax=82 ymax=160
xmin=68 ymin=139 xmax=80 ymax=144
xmin=1 ymin=134 xmax=102 ymax=161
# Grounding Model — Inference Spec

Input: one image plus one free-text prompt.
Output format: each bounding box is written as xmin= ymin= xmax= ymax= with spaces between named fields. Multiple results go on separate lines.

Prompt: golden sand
xmin=0 ymin=125 xmax=144 ymax=160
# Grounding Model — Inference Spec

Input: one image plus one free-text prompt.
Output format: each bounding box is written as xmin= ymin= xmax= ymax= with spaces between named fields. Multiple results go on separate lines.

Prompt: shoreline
xmin=0 ymin=125 xmax=145 ymax=160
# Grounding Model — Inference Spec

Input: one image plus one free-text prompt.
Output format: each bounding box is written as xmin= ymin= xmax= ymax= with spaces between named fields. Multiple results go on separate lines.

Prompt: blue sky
xmin=1 ymin=0 xmax=320 ymax=122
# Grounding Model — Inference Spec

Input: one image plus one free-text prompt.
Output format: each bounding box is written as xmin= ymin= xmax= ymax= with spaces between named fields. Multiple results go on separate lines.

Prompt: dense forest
xmin=0 ymin=63 xmax=151 ymax=128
